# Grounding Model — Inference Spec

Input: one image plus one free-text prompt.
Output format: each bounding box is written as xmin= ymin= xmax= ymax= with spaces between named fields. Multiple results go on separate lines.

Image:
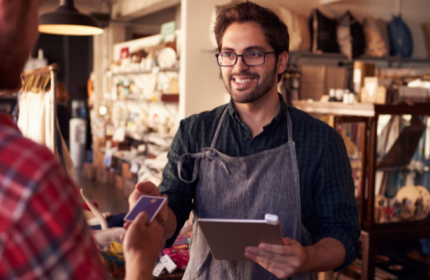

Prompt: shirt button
xmin=244 ymin=136 xmax=249 ymax=141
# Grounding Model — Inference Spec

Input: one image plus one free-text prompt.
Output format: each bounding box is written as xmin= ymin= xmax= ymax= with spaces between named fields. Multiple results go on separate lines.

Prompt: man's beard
xmin=223 ymin=66 xmax=277 ymax=104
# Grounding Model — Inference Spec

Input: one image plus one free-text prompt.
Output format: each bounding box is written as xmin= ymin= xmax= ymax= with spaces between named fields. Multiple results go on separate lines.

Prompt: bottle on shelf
xmin=329 ymin=89 xmax=337 ymax=102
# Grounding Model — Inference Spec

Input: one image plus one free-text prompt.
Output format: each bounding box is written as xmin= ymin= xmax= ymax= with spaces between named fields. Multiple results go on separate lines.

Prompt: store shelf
xmin=106 ymin=94 xmax=179 ymax=103
xmin=376 ymin=166 xmax=410 ymax=172
xmin=100 ymin=147 xmax=134 ymax=163
xmin=292 ymin=100 xmax=375 ymax=117
xmin=355 ymin=55 xmax=430 ymax=65
xmin=0 ymin=95 xmax=17 ymax=100
xmin=109 ymin=68 xmax=179 ymax=76
xmin=288 ymin=51 xmax=349 ymax=65
xmin=289 ymin=51 xmax=348 ymax=60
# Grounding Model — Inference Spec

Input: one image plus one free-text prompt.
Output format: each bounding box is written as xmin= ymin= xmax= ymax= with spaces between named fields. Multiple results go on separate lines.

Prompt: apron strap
xmin=177 ymin=152 xmax=204 ymax=184
xmin=286 ymin=109 xmax=293 ymax=143
xmin=210 ymin=106 xmax=229 ymax=148
xmin=177 ymin=149 xmax=230 ymax=184
xmin=177 ymin=106 xmax=230 ymax=184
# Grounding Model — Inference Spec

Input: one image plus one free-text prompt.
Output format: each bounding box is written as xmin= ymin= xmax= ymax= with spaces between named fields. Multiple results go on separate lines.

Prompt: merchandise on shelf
xmin=374 ymin=114 xmax=430 ymax=223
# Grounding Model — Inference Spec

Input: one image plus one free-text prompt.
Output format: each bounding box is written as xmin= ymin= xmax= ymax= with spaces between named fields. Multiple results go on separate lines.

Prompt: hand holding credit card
xmin=124 ymin=195 xmax=167 ymax=222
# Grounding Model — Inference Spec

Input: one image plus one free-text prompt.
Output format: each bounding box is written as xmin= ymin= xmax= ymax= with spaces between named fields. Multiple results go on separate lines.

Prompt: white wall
xmin=180 ymin=0 xmax=430 ymax=118
xmin=180 ymin=0 xmax=230 ymax=118
xmin=92 ymin=24 xmax=126 ymax=114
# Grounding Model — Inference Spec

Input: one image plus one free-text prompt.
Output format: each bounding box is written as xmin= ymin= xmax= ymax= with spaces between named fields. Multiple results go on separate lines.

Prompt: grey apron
xmin=178 ymin=107 xmax=314 ymax=280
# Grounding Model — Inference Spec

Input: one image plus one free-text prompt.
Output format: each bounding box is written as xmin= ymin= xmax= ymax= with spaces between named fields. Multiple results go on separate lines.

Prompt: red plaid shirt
xmin=0 ymin=113 xmax=105 ymax=279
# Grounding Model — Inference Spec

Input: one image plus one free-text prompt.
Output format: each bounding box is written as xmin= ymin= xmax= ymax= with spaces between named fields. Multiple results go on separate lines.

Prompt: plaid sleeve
xmin=314 ymin=130 xmax=361 ymax=271
xmin=159 ymin=118 xmax=195 ymax=247
xmin=0 ymin=140 xmax=105 ymax=279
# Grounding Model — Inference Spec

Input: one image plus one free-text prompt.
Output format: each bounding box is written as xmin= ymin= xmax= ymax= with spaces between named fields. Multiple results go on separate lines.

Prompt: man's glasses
xmin=215 ymin=51 xmax=276 ymax=67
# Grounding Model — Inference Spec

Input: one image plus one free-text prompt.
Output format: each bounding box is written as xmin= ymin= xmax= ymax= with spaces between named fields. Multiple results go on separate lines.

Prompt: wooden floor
xmin=73 ymin=168 xmax=129 ymax=215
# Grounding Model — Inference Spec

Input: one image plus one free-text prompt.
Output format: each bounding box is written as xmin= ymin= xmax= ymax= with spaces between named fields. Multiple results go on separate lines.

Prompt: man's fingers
xmin=135 ymin=181 xmax=160 ymax=196
xmin=245 ymin=247 xmax=297 ymax=279
xmin=246 ymin=247 xmax=282 ymax=262
xmin=245 ymin=249 xmax=288 ymax=277
xmin=258 ymin=242 xmax=295 ymax=255
xmin=128 ymin=181 xmax=161 ymax=210
xmin=282 ymin=237 xmax=294 ymax=246
xmin=128 ymin=190 xmax=143 ymax=208
xmin=153 ymin=195 xmax=169 ymax=224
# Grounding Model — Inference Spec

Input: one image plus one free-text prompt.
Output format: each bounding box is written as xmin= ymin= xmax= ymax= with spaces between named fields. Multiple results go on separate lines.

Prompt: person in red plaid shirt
xmin=0 ymin=0 xmax=165 ymax=279
xmin=0 ymin=0 xmax=106 ymax=279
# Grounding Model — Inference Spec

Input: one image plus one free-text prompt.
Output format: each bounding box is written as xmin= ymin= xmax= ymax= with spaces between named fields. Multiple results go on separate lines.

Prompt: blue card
xmin=124 ymin=195 xmax=167 ymax=222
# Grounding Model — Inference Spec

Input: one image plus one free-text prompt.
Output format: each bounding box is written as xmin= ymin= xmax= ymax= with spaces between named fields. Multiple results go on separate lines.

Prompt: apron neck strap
xmin=287 ymin=108 xmax=293 ymax=143
xmin=210 ymin=106 xmax=229 ymax=148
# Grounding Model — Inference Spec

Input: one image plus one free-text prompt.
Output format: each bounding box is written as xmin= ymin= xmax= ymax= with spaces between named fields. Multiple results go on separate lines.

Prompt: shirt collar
xmin=228 ymin=93 xmax=287 ymax=129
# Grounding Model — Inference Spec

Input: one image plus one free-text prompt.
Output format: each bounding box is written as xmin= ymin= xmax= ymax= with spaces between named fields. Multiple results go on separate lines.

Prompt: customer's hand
xmin=128 ymin=181 xmax=169 ymax=225
xmin=123 ymin=212 xmax=166 ymax=280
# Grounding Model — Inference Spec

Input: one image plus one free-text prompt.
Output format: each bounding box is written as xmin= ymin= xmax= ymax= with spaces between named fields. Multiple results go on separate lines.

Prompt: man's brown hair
xmin=214 ymin=1 xmax=289 ymax=81
xmin=214 ymin=2 xmax=289 ymax=53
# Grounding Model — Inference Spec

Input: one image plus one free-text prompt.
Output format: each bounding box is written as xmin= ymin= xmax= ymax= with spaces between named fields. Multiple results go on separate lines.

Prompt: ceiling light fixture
xmin=39 ymin=0 xmax=104 ymax=36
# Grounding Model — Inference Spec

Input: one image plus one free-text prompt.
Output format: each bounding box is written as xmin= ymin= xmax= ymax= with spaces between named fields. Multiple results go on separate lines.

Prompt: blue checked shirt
xmin=159 ymin=94 xmax=360 ymax=271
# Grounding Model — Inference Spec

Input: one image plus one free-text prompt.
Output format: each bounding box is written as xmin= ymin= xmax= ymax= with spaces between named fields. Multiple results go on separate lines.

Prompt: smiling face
xmin=220 ymin=21 xmax=279 ymax=104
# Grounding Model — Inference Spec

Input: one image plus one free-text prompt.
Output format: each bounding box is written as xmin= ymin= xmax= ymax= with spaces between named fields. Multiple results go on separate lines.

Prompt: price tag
xmin=160 ymin=255 xmax=177 ymax=274
xmin=152 ymin=262 xmax=165 ymax=277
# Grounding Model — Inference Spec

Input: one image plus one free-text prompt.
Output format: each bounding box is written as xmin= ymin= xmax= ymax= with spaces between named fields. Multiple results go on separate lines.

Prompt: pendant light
xmin=39 ymin=0 xmax=104 ymax=36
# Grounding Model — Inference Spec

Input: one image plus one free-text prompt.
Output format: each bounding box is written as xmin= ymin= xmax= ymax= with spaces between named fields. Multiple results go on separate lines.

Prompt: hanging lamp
xmin=39 ymin=0 xmax=104 ymax=36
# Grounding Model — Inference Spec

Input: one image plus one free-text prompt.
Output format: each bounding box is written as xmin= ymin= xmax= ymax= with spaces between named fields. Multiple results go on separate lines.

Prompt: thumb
xmin=135 ymin=211 xmax=149 ymax=225
xmin=135 ymin=181 xmax=160 ymax=196
xmin=282 ymin=237 xmax=294 ymax=246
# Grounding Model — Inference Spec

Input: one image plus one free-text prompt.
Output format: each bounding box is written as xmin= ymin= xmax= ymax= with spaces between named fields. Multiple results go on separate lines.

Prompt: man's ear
xmin=277 ymin=51 xmax=289 ymax=75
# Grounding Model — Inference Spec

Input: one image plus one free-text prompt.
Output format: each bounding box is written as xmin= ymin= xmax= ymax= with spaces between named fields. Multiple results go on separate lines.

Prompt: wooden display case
xmin=293 ymin=100 xmax=430 ymax=280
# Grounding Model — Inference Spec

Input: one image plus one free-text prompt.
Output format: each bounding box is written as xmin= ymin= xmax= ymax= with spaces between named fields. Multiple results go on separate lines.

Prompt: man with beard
xmin=128 ymin=2 xmax=360 ymax=279
xmin=0 ymin=0 xmax=165 ymax=279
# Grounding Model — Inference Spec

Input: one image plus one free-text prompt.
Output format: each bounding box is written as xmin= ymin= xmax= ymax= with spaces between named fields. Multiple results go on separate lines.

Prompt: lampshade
xmin=39 ymin=0 xmax=104 ymax=36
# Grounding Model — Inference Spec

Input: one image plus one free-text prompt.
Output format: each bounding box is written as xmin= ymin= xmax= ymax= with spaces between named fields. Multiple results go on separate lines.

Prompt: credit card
xmin=124 ymin=195 xmax=167 ymax=222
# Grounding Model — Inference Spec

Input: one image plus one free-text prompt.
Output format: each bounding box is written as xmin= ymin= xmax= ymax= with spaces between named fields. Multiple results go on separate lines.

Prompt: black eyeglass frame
xmin=215 ymin=51 xmax=277 ymax=67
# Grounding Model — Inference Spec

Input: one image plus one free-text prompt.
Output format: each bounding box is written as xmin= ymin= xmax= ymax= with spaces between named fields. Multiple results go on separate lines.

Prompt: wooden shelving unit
xmin=292 ymin=100 xmax=375 ymax=117
xmin=108 ymin=68 xmax=179 ymax=76
xmin=294 ymin=101 xmax=430 ymax=280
